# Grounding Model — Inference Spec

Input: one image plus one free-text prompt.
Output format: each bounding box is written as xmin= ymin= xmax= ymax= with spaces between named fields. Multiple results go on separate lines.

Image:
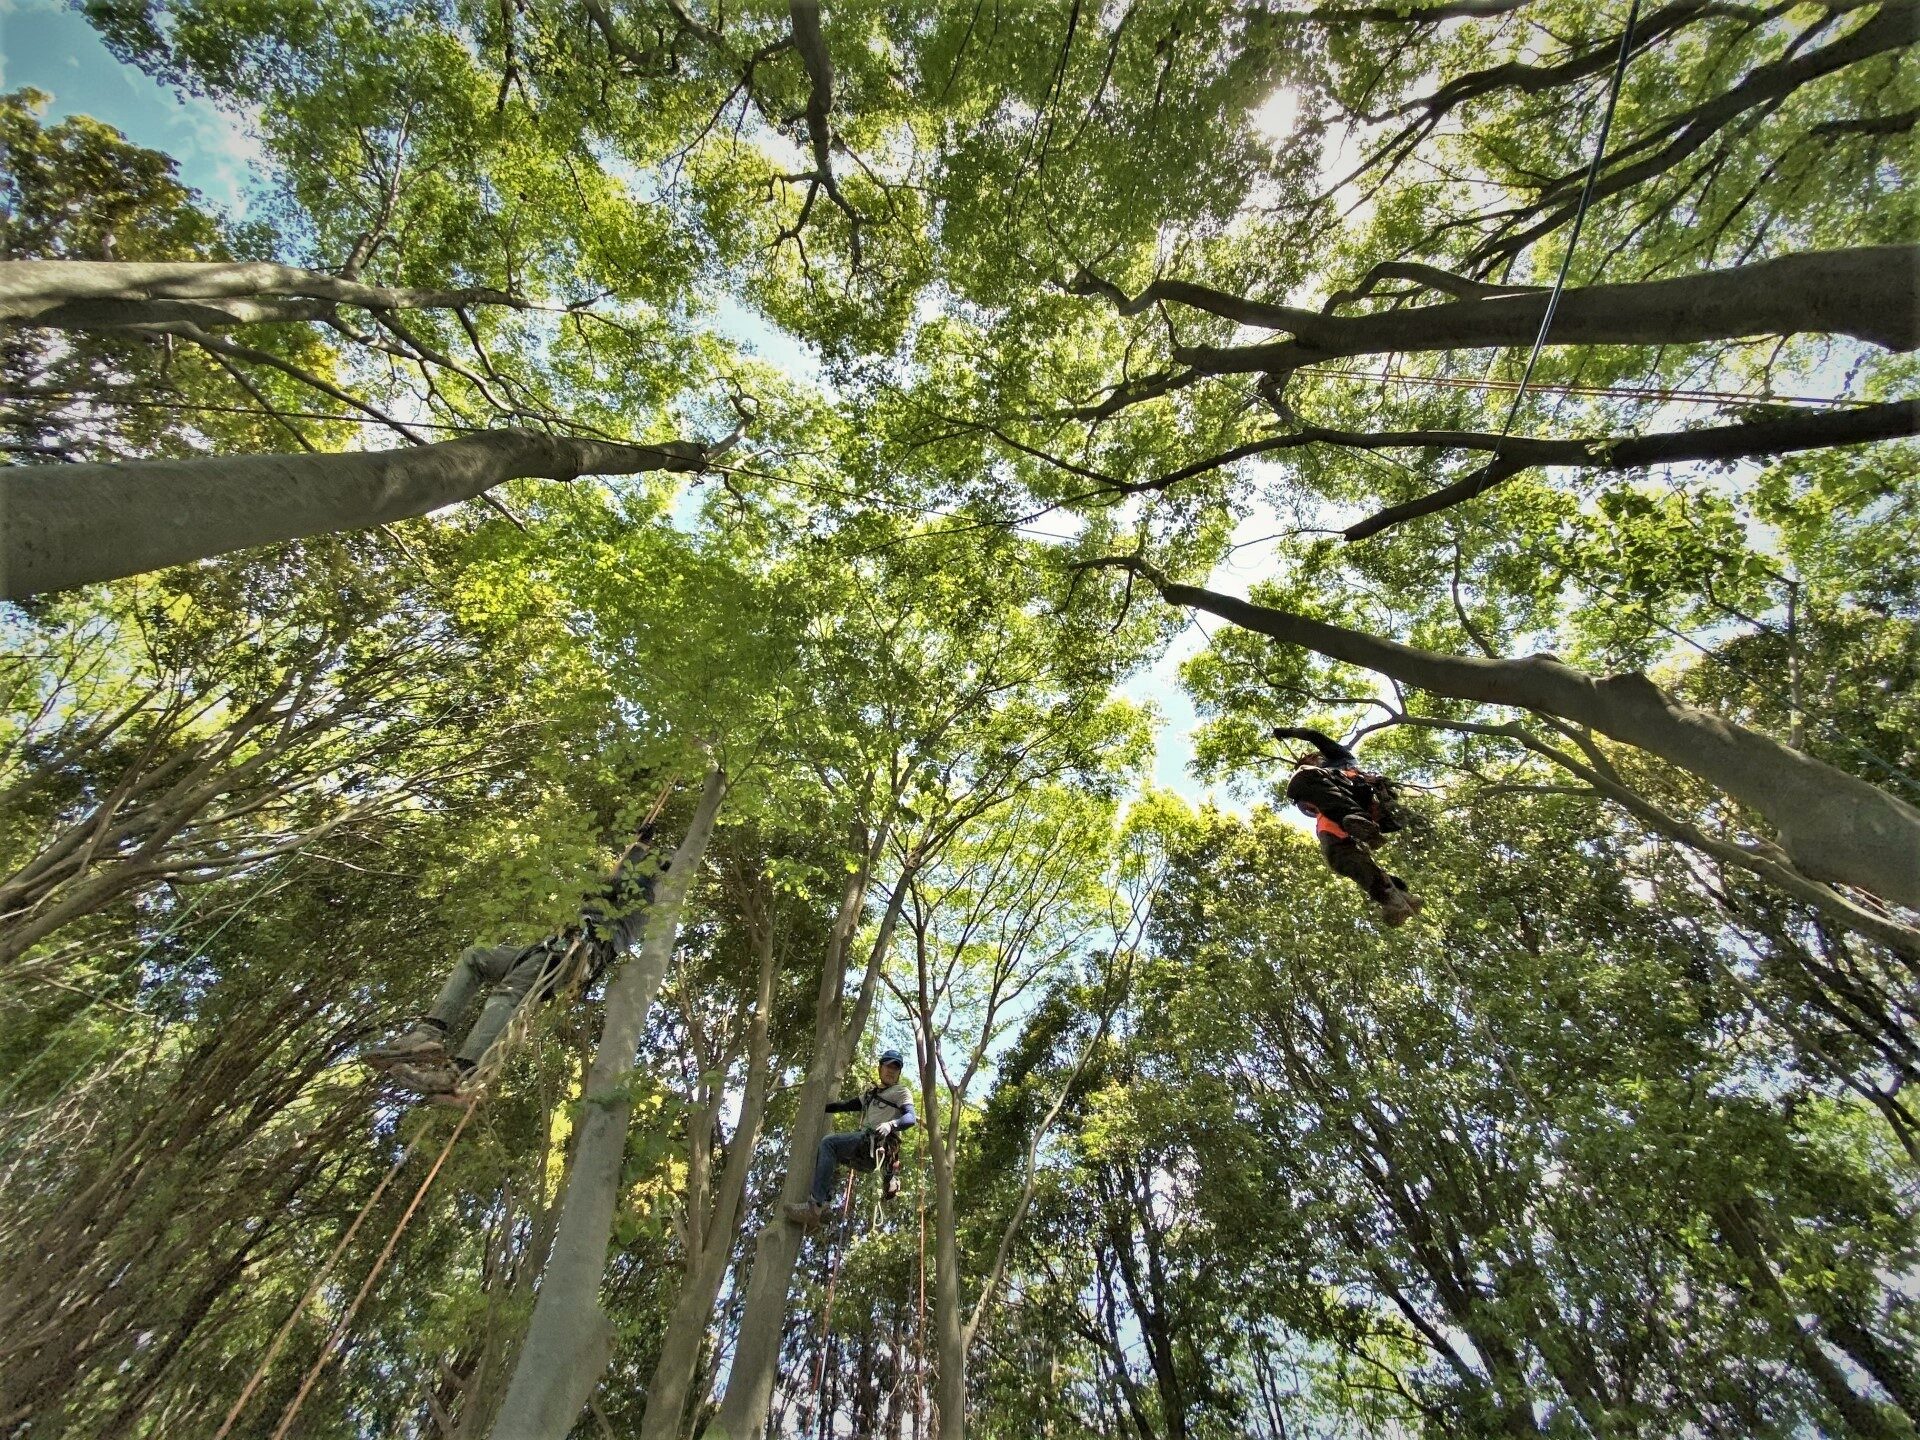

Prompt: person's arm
xmin=1272 ymin=725 xmax=1356 ymax=768
xmin=874 ymin=1091 xmax=917 ymax=1135
xmin=825 ymin=1098 xmax=862 ymax=1114
xmin=595 ymin=847 xmax=665 ymax=956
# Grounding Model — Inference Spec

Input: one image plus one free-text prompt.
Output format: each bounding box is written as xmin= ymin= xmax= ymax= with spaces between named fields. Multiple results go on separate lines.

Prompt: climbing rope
xmin=792 ymin=1126 xmax=931 ymax=1437
xmin=1496 ymin=0 xmax=1644 ymax=443
xmin=267 ymin=1094 xmax=483 ymax=1440
xmin=810 ymin=1166 xmax=861 ymax=1438
xmin=914 ymin=1146 xmax=930 ymax=1440
xmin=216 ymin=789 xmax=675 ymax=1438
xmin=214 ymin=936 xmax=574 ymax=1440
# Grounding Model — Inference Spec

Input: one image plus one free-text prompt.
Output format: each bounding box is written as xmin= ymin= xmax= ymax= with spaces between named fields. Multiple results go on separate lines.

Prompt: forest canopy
xmin=1 ymin=2 xmax=1916 ymax=1438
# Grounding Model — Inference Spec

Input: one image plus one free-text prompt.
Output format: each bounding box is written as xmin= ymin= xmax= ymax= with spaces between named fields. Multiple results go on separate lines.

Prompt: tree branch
xmin=0 ymin=260 xmax=526 ymax=329
xmin=1341 ymin=396 xmax=1920 ymax=539
xmin=3 ymin=430 xmax=725 ymax=598
xmin=1080 ymin=556 xmax=1920 ymax=909
xmin=1158 ymin=246 xmax=1920 ymax=380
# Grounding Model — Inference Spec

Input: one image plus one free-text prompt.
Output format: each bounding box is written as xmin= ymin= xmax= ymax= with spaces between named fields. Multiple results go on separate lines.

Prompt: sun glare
xmin=1252 ymin=86 xmax=1298 ymax=144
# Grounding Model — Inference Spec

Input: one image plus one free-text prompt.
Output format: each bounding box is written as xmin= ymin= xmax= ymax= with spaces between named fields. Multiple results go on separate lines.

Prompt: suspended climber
xmin=1274 ymin=725 xmax=1424 ymax=927
xmin=784 ymin=1047 xmax=917 ymax=1228
xmin=361 ymin=828 xmax=664 ymax=1102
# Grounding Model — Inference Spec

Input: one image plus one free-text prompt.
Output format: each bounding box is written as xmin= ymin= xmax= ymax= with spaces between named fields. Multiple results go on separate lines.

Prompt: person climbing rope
xmin=360 ymin=828 xmax=665 ymax=1103
xmin=1274 ymin=725 xmax=1424 ymax=927
xmin=784 ymin=1048 xmax=917 ymax=1228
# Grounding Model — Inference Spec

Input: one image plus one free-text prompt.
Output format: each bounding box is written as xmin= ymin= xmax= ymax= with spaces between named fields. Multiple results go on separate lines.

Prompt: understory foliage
xmin=2 ymin=2 xmax=1916 ymax=1438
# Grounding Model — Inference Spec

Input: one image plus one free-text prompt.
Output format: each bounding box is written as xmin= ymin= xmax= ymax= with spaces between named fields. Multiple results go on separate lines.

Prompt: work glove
xmin=872 ymin=1120 xmax=895 ymax=1139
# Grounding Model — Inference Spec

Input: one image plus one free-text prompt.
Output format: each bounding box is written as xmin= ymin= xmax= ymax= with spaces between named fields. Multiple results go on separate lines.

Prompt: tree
xmin=889 ymin=784 xmax=1141 ymax=1440
xmin=6 ymin=2 xmax=1917 ymax=1435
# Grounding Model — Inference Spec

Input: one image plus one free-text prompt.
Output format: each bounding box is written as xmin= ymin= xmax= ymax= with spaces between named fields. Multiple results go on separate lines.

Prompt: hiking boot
xmin=1340 ymin=812 xmax=1383 ymax=845
xmin=782 ymin=1200 xmax=825 ymax=1229
xmin=361 ymin=1022 xmax=448 ymax=1071
xmin=385 ymin=1059 xmax=462 ymax=1098
xmin=1378 ymin=889 xmax=1415 ymax=928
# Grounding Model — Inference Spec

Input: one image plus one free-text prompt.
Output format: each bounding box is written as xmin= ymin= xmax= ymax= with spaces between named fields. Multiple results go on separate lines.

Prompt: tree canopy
xmin=1 ymin=3 xmax=1916 ymax=1438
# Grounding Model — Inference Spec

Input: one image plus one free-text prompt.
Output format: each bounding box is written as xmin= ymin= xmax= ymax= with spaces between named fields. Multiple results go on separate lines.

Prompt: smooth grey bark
xmin=0 ymin=259 xmax=520 ymax=329
xmin=637 ymin=911 xmax=780 ymax=1440
xmin=1 ymin=430 xmax=714 ymax=599
xmin=1074 ymin=245 xmax=1920 ymax=378
xmin=488 ymin=766 xmax=727 ymax=1440
xmin=1338 ymin=397 xmax=1920 ymax=540
xmin=1109 ymin=562 xmax=1920 ymax=910
xmin=917 ymin=1059 xmax=968 ymax=1440
xmin=703 ymin=852 xmax=913 ymax=1440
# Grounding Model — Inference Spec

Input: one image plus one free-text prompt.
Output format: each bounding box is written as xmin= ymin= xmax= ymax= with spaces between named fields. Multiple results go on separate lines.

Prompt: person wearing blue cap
xmin=784 ymin=1047 xmax=917 ymax=1227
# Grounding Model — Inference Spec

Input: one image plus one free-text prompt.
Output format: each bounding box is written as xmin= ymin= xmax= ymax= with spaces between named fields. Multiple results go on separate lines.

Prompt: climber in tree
xmin=784 ymin=1048 xmax=917 ymax=1228
xmin=362 ymin=830 xmax=664 ymax=1102
xmin=1274 ymin=725 xmax=1423 ymax=927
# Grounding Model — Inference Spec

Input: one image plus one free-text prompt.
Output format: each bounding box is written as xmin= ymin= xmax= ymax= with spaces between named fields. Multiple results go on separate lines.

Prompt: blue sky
xmin=2 ymin=0 xmax=265 ymax=210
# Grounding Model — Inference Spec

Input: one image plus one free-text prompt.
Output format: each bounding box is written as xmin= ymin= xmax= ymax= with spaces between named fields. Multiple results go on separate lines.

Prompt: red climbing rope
xmin=268 ymin=1092 xmax=483 ymax=1439
xmin=915 ymin=1152 xmax=929 ymax=1440
xmin=210 ymin=1123 xmax=427 ymax=1440
xmin=810 ymin=1166 xmax=860 ymax=1438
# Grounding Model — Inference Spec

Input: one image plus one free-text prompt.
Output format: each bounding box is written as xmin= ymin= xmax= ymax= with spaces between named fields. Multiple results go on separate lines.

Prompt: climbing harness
xmin=1289 ymin=761 xmax=1403 ymax=845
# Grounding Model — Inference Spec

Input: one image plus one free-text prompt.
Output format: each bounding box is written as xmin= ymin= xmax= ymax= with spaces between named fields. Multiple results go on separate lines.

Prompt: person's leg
xmin=788 ymin=1132 xmax=868 ymax=1225
xmin=1320 ymin=836 xmax=1391 ymax=900
xmin=427 ymin=943 xmax=522 ymax=1032
xmin=1320 ymin=836 xmax=1415 ymax=923
xmin=451 ymin=944 xmax=555 ymax=1068
xmin=365 ymin=941 xmax=520 ymax=1069
xmin=812 ymin=1132 xmax=870 ymax=1205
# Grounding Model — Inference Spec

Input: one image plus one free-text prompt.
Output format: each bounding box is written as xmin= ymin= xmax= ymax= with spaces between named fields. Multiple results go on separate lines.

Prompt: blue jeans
xmin=810 ymin=1130 xmax=877 ymax=1206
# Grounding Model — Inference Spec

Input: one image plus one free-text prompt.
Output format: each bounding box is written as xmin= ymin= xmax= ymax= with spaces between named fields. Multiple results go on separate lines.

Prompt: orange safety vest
xmin=1301 ymin=767 xmax=1371 ymax=841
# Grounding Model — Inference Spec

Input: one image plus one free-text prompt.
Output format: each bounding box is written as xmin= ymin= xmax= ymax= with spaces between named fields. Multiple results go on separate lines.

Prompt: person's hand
xmin=873 ymin=1120 xmax=895 ymax=1139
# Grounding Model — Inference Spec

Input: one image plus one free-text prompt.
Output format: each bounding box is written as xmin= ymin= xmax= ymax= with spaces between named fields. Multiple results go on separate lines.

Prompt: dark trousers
xmin=810 ymin=1130 xmax=877 ymax=1206
xmin=1320 ymin=835 xmax=1408 ymax=905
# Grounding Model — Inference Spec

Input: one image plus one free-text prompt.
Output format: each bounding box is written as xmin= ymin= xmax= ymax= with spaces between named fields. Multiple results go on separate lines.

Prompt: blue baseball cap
xmin=879 ymin=1048 xmax=905 ymax=1066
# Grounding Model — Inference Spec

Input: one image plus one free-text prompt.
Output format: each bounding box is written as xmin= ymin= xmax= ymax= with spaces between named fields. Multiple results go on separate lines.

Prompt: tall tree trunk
xmin=919 ymin=1075 xmax=968 ymax=1440
xmin=2 ymin=431 xmax=718 ymax=599
xmin=0 ymin=259 xmax=521 ymax=328
xmin=1128 ymin=566 xmax=1920 ymax=912
xmin=704 ymin=851 xmax=911 ymax=1440
xmin=1713 ymin=1199 xmax=1906 ymax=1440
xmin=638 ymin=915 xmax=781 ymax=1440
xmin=488 ymin=765 xmax=727 ymax=1440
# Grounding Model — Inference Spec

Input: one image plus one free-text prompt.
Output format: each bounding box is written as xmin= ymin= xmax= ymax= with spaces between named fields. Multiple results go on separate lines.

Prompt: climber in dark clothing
xmin=1273 ymin=725 xmax=1423 ymax=927
xmin=784 ymin=1048 xmax=917 ymax=1228
xmin=362 ymin=831 xmax=664 ymax=1101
